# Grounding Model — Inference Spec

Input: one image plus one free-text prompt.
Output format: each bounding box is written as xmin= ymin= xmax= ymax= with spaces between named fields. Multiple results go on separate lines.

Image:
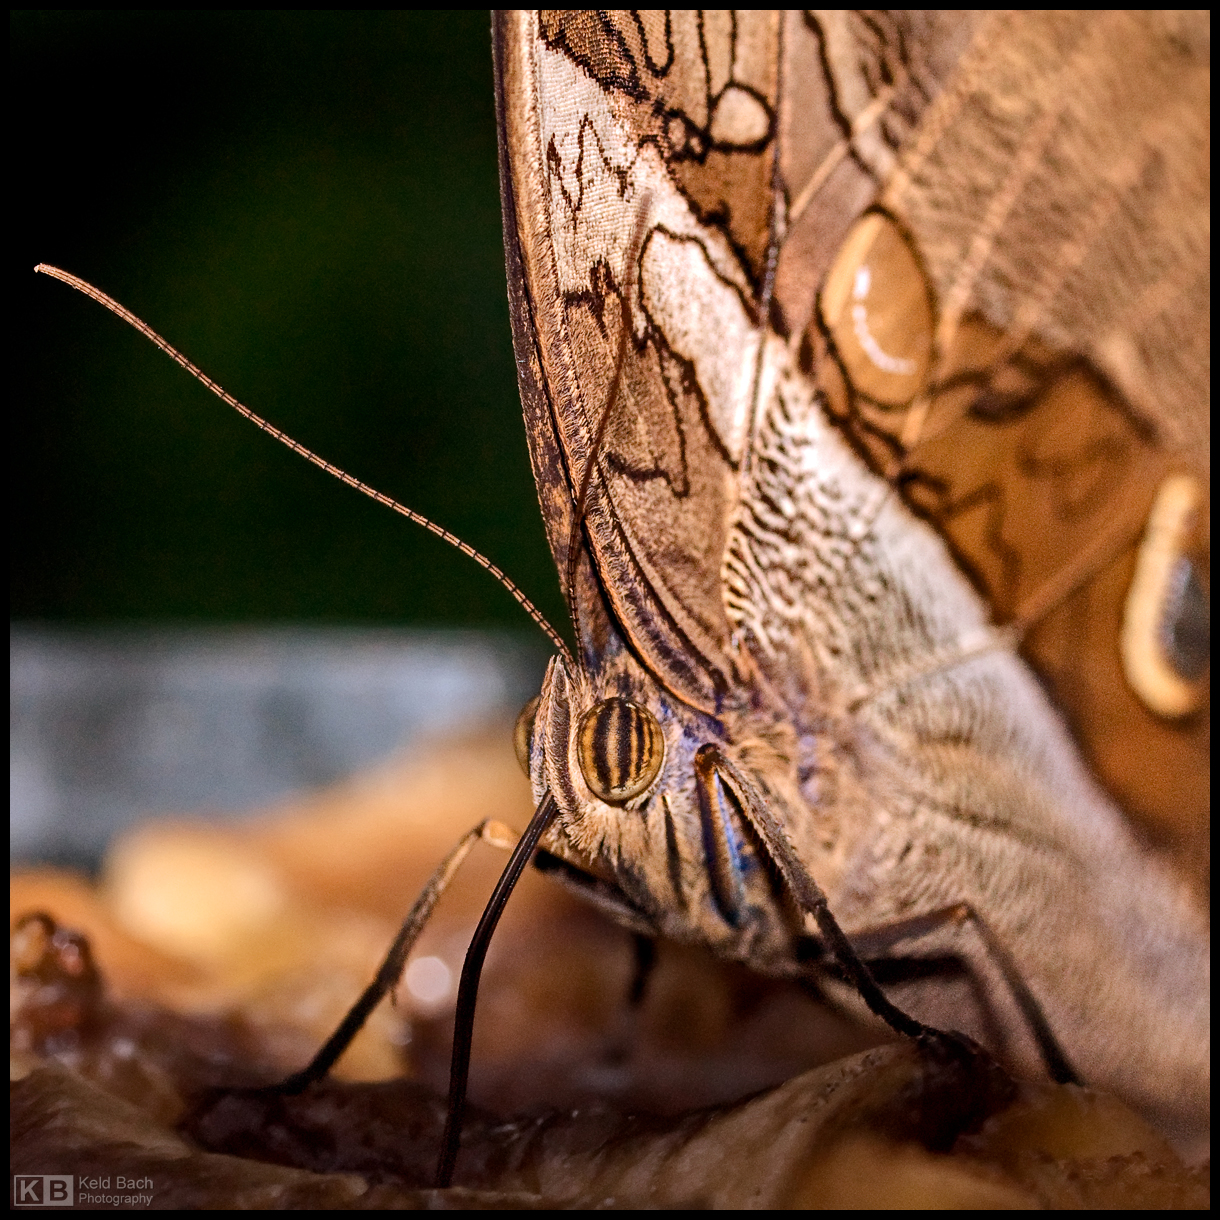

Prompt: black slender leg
xmin=843 ymin=903 xmax=1079 ymax=1085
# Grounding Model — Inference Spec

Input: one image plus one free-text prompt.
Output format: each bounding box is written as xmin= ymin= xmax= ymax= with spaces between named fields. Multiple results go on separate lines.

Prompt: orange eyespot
xmin=513 ymin=695 xmax=540 ymax=775
xmin=819 ymin=211 xmax=934 ymax=408
xmin=577 ymin=697 xmax=665 ymax=805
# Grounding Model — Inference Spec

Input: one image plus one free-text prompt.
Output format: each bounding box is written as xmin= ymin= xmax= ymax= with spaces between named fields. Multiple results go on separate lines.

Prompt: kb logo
xmin=13 ymin=1176 xmax=73 ymax=1207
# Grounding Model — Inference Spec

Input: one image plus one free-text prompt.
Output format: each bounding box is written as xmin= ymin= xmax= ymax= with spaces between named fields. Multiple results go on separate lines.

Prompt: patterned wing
xmin=496 ymin=10 xmax=1208 ymax=868
xmin=784 ymin=11 xmax=1209 ymax=869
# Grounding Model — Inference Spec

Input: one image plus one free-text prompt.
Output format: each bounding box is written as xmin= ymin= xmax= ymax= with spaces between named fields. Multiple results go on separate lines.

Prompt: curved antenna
xmin=35 ymin=263 xmax=574 ymax=666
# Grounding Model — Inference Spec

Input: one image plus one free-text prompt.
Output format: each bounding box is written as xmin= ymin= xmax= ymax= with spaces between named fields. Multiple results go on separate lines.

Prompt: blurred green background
xmin=13 ymin=11 xmax=566 ymax=633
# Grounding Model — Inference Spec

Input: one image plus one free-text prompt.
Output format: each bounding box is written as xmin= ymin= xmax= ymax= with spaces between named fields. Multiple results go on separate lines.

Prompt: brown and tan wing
xmin=495 ymin=11 xmax=1208 ymax=858
xmin=493 ymin=10 xmax=974 ymax=713
xmin=780 ymin=11 xmax=1209 ymax=864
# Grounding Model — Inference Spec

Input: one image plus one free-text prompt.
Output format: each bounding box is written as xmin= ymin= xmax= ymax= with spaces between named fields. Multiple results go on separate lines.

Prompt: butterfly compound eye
xmin=577 ymin=697 xmax=665 ymax=805
xmin=513 ymin=695 xmax=541 ymax=775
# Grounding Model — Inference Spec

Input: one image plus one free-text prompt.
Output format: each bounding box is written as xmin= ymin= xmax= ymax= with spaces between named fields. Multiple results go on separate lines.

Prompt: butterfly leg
xmin=701 ymin=742 xmax=1026 ymax=1142
xmin=842 ymin=905 xmax=1079 ymax=1086
xmin=696 ymin=745 xmax=948 ymax=1045
xmin=694 ymin=740 xmax=1028 ymax=1118
xmin=271 ymin=817 xmax=519 ymax=1095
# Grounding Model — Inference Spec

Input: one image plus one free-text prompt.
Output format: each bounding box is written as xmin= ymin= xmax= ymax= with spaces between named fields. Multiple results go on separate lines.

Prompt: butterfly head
xmin=512 ymin=647 xmax=814 ymax=962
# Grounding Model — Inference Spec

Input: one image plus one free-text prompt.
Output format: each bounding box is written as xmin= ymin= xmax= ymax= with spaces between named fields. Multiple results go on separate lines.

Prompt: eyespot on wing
xmin=1121 ymin=473 xmax=1210 ymax=718
xmin=818 ymin=211 xmax=934 ymax=408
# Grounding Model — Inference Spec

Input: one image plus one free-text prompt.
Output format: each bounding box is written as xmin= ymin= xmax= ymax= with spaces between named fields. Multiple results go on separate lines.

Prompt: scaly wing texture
xmin=496 ymin=7 xmax=1208 ymax=868
xmin=495 ymin=10 xmax=1208 ymax=1139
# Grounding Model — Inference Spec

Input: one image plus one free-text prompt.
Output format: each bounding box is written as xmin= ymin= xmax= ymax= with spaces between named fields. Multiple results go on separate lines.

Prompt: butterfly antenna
xmin=35 ymin=264 xmax=574 ymax=664
xmin=562 ymin=195 xmax=652 ymax=609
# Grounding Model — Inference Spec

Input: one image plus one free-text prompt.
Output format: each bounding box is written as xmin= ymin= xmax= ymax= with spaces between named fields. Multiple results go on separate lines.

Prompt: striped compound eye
xmin=577 ymin=697 xmax=665 ymax=805
xmin=512 ymin=695 xmax=540 ymax=775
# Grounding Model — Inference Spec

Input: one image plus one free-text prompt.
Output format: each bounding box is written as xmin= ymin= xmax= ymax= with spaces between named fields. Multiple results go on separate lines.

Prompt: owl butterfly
xmin=493 ymin=4 xmax=1209 ymax=1160
xmin=34 ymin=6 xmax=1209 ymax=1187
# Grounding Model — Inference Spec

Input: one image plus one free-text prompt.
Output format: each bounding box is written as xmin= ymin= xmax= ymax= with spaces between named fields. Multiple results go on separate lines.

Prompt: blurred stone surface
xmin=10 ymin=626 xmax=546 ymax=868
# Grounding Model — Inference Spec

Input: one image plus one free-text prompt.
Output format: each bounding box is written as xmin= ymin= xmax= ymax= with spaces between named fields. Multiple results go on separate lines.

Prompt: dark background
xmin=12 ymin=11 xmax=566 ymax=634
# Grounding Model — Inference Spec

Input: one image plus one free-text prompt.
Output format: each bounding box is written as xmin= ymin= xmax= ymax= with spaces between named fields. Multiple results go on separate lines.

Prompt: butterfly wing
xmin=497 ymin=10 xmax=760 ymax=712
xmin=494 ymin=9 xmax=1208 ymax=1139
xmin=795 ymin=11 xmax=1211 ymax=871
xmin=496 ymin=8 xmax=1208 ymax=866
